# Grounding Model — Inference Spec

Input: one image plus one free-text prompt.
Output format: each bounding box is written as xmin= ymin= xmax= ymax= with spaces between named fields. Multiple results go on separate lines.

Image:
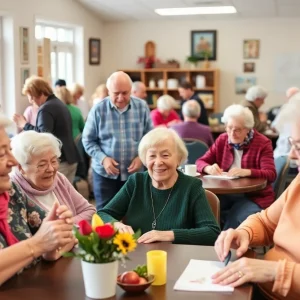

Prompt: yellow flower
xmin=113 ymin=233 xmax=137 ymax=255
xmin=91 ymin=214 xmax=104 ymax=231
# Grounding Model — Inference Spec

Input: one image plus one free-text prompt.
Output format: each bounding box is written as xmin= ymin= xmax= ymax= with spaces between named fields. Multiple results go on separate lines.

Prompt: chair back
xmin=204 ymin=189 xmax=220 ymax=225
xmin=74 ymin=134 xmax=90 ymax=180
xmin=273 ymin=156 xmax=290 ymax=199
xmin=183 ymin=138 xmax=209 ymax=164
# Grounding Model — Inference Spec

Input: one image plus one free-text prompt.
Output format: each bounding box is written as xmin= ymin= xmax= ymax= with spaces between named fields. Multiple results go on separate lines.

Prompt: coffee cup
xmin=184 ymin=164 xmax=197 ymax=176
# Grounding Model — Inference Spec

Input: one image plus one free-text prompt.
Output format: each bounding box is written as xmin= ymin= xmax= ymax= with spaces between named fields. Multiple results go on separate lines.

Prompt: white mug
xmin=185 ymin=164 xmax=197 ymax=176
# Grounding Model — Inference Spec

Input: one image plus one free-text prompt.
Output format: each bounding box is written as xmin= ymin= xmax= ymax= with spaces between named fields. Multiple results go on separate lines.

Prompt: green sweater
xmin=98 ymin=171 xmax=220 ymax=245
xmin=67 ymin=104 xmax=85 ymax=139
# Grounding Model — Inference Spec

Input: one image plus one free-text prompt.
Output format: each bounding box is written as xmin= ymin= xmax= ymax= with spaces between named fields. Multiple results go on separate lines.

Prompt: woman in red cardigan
xmin=150 ymin=95 xmax=181 ymax=127
xmin=196 ymin=104 xmax=276 ymax=229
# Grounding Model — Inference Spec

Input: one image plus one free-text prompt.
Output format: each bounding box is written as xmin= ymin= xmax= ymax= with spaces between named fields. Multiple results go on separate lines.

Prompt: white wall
xmin=103 ymin=18 xmax=300 ymax=112
xmin=0 ymin=0 xmax=104 ymax=116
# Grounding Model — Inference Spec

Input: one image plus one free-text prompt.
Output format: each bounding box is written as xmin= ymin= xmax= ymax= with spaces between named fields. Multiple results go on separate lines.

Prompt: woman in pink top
xmin=212 ymin=94 xmax=300 ymax=300
xmin=23 ymin=101 xmax=39 ymax=126
xmin=10 ymin=131 xmax=95 ymax=224
xmin=150 ymin=95 xmax=181 ymax=127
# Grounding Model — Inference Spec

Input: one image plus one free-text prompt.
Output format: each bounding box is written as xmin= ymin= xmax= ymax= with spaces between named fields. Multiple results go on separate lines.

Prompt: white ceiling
xmin=77 ymin=0 xmax=300 ymax=22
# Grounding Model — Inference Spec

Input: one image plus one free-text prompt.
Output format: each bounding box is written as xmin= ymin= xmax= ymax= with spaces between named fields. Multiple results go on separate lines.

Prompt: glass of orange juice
xmin=146 ymin=250 xmax=167 ymax=286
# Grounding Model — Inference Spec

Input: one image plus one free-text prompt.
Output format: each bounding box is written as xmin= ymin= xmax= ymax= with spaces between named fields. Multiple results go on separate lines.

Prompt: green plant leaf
xmin=62 ymin=252 xmax=76 ymax=258
xmin=134 ymin=264 xmax=148 ymax=278
xmin=133 ymin=229 xmax=141 ymax=241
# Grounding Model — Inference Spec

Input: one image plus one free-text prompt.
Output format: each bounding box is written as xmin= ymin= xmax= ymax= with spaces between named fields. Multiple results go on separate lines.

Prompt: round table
xmin=200 ymin=176 xmax=267 ymax=194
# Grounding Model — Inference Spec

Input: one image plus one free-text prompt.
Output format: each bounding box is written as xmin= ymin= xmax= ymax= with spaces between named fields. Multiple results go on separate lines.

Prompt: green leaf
xmin=134 ymin=264 xmax=147 ymax=278
xmin=62 ymin=252 xmax=76 ymax=258
xmin=133 ymin=229 xmax=141 ymax=241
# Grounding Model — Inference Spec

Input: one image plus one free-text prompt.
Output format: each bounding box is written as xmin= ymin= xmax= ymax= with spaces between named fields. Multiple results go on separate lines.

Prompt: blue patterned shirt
xmin=82 ymin=96 xmax=153 ymax=181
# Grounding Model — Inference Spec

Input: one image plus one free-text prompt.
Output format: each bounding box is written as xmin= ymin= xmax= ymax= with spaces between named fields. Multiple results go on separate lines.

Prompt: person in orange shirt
xmin=212 ymin=93 xmax=300 ymax=300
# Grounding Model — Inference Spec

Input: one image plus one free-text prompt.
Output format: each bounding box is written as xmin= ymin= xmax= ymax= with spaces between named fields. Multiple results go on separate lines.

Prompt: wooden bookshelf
xmin=121 ymin=68 xmax=219 ymax=113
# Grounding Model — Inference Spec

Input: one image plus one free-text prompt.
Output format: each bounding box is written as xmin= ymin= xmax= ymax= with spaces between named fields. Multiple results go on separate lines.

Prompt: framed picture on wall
xmin=89 ymin=38 xmax=101 ymax=65
xmin=21 ymin=68 xmax=30 ymax=93
xmin=243 ymin=39 xmax=260 ymax=59
xmin=244 ymin=62 xmax=255 ymax=73
xmin=191 ymin=30 xmax=217 ymax=60
xmin=235 ymin=76 xmax=257 ymax=94
xmin=20 ymin=27 xmax=30 ymax=64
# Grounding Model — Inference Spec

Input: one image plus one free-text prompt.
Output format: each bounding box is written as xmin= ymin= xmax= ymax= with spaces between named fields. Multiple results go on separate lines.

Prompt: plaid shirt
xmin=82 ymin=97 xmax=153 ymax=181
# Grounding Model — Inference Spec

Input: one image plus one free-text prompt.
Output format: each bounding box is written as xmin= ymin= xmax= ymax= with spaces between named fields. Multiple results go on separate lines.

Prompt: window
xmin=35 ymin=23 xmax=75 ymax=87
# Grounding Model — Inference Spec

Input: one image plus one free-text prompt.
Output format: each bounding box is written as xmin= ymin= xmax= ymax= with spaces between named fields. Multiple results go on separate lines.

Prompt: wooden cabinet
xmin=121 ymin=68 xmax=219 ymax=113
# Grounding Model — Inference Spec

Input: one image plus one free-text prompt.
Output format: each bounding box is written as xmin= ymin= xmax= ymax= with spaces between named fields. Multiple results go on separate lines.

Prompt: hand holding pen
xmin=214 ymin=229 xmax=250 ymax=262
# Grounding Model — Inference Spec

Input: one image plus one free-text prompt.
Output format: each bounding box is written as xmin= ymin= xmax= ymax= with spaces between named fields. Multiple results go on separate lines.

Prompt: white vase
xmin=81 ymin=260 xmax=118 ymax=299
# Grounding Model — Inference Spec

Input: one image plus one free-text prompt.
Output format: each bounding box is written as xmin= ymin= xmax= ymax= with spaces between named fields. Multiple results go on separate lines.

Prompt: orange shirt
xmin=238 ymin=173 xmax=300 ymax=300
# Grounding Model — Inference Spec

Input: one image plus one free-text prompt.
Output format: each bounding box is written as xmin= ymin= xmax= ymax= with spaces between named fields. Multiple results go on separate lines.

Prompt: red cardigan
xmin=196 ymin=130 xmax=276 ymax=208
xmin=150 ymin=108 xmax=180 ymax=127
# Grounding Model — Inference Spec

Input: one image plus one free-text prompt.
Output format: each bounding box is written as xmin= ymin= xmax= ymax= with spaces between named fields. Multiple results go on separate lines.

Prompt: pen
xmin=224 ymin=250 xmax=231 ymax=266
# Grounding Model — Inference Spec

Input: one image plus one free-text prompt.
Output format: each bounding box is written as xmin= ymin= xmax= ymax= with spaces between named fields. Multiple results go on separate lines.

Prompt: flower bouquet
xmin=137 ymin=56 xmax=160 ymax=69
xmin=64 ymin=214 xmax=140 ymax=299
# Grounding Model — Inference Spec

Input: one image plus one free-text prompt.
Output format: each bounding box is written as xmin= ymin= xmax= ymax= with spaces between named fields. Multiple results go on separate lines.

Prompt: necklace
xmin=150 ymin=182 xmax=174 ymax=230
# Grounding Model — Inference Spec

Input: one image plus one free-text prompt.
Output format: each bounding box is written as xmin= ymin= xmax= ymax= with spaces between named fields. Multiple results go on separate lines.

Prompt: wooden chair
xmin=272 ymin=156 xmax=290 ymax=199
xmin=205 ymin=189 xmax=220 ymax=225
xmin=183 ymin=138 xmax=209 ymax=164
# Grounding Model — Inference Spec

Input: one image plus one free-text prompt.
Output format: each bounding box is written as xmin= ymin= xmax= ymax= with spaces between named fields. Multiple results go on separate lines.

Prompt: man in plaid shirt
xmin=82 ymin=72 xmax=153 ymax=210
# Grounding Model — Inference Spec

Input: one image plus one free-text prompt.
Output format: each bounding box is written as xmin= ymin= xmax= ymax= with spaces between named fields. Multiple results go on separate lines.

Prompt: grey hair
xmin=138 ymin=127 xmax=188 ymax=166
xmin=157 ymin=95 xmax=177 ymax=111
xmin=182 ymin=100 xmax=201 ymax=118
xmin=221 ymin=104 xmax=254 ymax=129
xmin=106 ymin=71 xmax=133 ymax=91
xmin=274 ymin=93 xmax=300 ymax=132
xmin=131 ymin=81 xmax=144 ymax=92
xmin=0 ymin=114 xmax=13 ymax=128
xmin=245 ymin=85 xmax=268 ymax=101
xmin=11 ymin=131 xmax=62 ymax=167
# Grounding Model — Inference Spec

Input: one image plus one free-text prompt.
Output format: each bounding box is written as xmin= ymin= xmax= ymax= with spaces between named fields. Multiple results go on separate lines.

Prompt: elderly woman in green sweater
xmin=98 ymin=128 xmax=220 ymax=245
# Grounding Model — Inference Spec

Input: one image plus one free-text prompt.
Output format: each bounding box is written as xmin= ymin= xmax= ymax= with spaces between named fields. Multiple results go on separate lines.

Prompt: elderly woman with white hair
xmin=98 ymin=127 xmax=220 ymax=245
xmin=10 ymin=131 xmax=95 ymax=223
xmin=0 ymin=115 xmax=75 ymax=285
xmin=242 ymin=85 xmax=268 ymax=133
xmin=212 ymin=94 xmax=300 ymax=300
xmin=150 ymin=95 xmax=181 ymax=127
xmin=196 ymin=104 xmax=276 ymax=230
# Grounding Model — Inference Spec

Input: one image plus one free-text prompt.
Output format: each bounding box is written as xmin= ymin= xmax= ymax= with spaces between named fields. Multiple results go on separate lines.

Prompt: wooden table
xmin=0 ymin=243 xmax=255 ymax=300
xmin=201 ymin=176 xmax=267 ymax=194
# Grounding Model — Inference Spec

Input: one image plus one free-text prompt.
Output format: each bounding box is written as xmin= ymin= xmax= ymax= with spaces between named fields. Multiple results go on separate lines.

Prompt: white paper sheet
xmin=174 ymin=259 xmax=234 ymax=292
xmin=203 ymin=172 xmax=239 ymax=180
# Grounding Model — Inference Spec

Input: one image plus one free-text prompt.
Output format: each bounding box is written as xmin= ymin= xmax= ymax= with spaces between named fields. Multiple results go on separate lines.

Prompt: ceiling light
xmin=155 ymin=6 xmax=237 ymax=16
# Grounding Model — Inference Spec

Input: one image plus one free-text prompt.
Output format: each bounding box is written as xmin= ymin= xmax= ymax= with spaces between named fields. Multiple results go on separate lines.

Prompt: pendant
xmin=152 ymin=220 xmax=156 ymax=230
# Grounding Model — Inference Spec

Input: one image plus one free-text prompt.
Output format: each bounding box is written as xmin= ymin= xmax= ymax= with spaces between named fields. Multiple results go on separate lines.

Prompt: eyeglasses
xmin=288 ymin=137 xmax=300 ymax=153
xmin=28 ymin=158 xmax=61 ymax=172
xmin=225 ymin=126 xmax=246 ymax=134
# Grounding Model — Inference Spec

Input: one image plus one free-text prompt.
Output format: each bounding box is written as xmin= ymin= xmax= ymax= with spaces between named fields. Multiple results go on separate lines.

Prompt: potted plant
xmin=186 ymin=55 xmax=199 ymax=69
xmin=64 ymin=214 xmax=140 ymax=299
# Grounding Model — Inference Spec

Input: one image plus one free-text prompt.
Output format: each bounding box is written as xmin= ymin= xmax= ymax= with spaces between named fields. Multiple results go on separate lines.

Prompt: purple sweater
xmin=170 ymin=121 xmax=214 ymax=147
xmin=11 ymin=171 xmax=95 ymax=223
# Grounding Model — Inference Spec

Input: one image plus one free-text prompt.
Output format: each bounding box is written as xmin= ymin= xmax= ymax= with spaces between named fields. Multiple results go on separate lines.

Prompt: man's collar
xmin=109 ymin=97 xmax=132 ymax=111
